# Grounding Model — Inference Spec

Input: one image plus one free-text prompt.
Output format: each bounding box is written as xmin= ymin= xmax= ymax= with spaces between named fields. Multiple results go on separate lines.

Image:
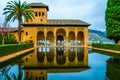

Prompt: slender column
xmin=66 ymin=28 xmax=69 ymax=47
xmin=84 ymin=28 xmax=88 ymax=47
xmin=54 ymin=36 xmax=56 ymax=46
xmin=44 ymin=28 xmax=47 ymax=47
xmin=75 ymin=28 xmax=78 ymax=47
xmin=54 ymin=28 xmax=56 ymax=47
xmin=34 ymin=37 xmax=37 ymax=48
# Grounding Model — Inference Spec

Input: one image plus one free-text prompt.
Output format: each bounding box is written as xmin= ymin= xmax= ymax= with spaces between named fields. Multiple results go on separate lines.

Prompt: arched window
xmin=41 ymin=19 xmax=43 ymax=22
xmin=35 ymin=12 xmax=37 ymax=16
xmin=39 ymin=12 xmax=41 ymax=16
xmin=42 ymin=12 xmax=44 ymax=16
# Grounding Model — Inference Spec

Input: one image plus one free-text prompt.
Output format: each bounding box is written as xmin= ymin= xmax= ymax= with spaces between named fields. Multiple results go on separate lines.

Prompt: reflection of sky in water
xmin=48 ymin=52 xmax=110 ymax=80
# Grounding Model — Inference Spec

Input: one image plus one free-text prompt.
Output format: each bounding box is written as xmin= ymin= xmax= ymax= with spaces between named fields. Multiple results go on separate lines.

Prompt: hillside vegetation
xmin=88 ymin=29 xmax=113 ymax=44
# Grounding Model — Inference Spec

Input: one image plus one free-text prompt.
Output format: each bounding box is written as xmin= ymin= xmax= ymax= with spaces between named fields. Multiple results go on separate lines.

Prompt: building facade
xmin=21 ymin=3 xmax=90 ymax=47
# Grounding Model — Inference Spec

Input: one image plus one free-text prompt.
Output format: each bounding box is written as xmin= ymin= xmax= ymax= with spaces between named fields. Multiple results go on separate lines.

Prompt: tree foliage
xmin=0 ymin=34 xmax=2 ymax=44
xmin=105 ymin=0 xmax=120 ymax=43
xmin=0 ymin=34 xmax=17 ymax=45
xmin=3 ymin=0 xmax=34 ymax=44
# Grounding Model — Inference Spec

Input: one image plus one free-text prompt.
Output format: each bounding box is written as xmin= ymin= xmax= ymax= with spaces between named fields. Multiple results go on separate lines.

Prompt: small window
xmin=26 ymin=32 xmax=28 ymax=35
xmin=41 ymin=19 xmax=43 ymax=22
xmin=35 ymin=12 xmax=38 ymax=16
xmin=42 ymin=12 xmax=44 ymax=16
xmin=39 ymin=12 xmax=41 ymax=16
xmin=26 ymin=58 xmax=28 ymax=62
xmin=41 ymin=72 xmax=43 ymax=75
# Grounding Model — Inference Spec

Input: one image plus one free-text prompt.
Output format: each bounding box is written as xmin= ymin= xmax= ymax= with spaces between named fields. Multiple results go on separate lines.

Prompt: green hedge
xmin=92 ymin=43 xmax=120 ymax=51
xmin=0 ymin=43 xmax=33 ymax=57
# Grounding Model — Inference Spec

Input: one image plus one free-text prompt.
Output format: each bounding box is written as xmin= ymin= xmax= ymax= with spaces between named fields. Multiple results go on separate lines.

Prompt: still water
xmin=0 ymin=47 xmax=120 ymax=80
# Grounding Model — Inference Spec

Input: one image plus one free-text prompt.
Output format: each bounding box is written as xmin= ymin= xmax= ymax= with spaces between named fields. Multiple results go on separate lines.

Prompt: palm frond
xmin=5 ymin=12 xmax=17 ymax=22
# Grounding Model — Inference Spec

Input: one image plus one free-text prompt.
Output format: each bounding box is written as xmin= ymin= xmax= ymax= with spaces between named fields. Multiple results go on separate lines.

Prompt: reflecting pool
xmin=0 ymin=47 xmax=120 ymax=80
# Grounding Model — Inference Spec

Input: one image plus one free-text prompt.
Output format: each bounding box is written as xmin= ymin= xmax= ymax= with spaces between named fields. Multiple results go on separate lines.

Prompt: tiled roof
xmin=28 ymin=3 xmax=49 ymax=11
xmin=23 ymin=19 xmax=90 ymax=26
xmin=23 ymin=19 xmax=91 ymax=27
xmin=47 ymin=19 xmax=90 ymax=26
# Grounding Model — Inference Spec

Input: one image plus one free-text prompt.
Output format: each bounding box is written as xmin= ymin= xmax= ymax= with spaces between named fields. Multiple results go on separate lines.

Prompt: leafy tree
xmin=0 ymin=21 xmax=9 ymax=45
xmin=0 ymin=34 xmax=2 ymax=45
xmin=3 ymin=0 xmax=34 ymax=44
xmin=4 ymin=34 xmax=17 ymax=44
xmin=105 ymin=0 xmax=120 ymax=43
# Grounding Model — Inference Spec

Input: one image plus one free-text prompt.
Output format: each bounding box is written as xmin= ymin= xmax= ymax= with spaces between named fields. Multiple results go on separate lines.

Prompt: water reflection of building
xmin=21 ymin=47 xmax=88 ymax=67
xmin=22 ymin=47 xmax=89 ymax=80
xmin=24 ymin=69 xmax=47 ymax=80
xmin=106 ymin=58 xmax=120 ymax=80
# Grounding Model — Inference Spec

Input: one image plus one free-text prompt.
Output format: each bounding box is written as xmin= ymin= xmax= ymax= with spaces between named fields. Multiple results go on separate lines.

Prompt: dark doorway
xmin=57 ymin=35 xmax=63 ymax=41
xmin=57 ymin=35 xmax=64 ymax=45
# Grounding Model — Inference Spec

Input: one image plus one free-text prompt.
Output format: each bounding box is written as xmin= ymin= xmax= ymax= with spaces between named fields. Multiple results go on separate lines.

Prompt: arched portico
xmin=56 ymin=29 xmax=66 ymax=46
xmin=37 ymin=31 xmax=45 ymax=46
xmin=35 ymin=27 xmax=87 ymax=47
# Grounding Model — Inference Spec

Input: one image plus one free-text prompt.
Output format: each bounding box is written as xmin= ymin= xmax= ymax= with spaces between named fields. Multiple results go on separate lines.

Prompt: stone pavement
xmin=0 ymin=47 xmax=34 ymax=63
xmin=91 ymin=47 xmax=120 ymax=54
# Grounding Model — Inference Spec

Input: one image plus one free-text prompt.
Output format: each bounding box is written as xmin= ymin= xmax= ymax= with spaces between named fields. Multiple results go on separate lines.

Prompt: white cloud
xmin=0 ymin=0 xmax=107 ymax=31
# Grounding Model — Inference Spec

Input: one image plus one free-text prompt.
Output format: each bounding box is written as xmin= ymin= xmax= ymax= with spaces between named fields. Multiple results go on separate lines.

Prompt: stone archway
xmin=77 ymin=31 xmax=84 ymax=46
xmin=37 ymin=31 xmax=45 ymax=46
xmin=46 ymin=31 xmax=54 ymax=46
xmin=56 ymin=29 xmax=66 ymax=46
xmin=68 ymin=31 xmax=75 ymax=46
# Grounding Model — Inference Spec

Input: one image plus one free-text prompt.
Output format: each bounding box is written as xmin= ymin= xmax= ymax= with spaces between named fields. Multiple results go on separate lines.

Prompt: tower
xmin=24 ymin=3 xmax=49 ymax=24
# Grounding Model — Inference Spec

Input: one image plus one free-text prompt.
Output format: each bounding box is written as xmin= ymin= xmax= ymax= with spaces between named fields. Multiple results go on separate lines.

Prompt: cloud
xmin=0 ymin=0 xmax=108 ymax=31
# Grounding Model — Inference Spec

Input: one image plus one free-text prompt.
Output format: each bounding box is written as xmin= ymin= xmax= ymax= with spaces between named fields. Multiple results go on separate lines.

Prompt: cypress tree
xmin=105 ymin=0 xmax=120 ymax=43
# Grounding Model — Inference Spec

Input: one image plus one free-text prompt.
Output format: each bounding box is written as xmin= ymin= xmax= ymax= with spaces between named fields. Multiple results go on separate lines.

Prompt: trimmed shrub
xmin=92 ymin=43 xmax=120 ymax=51
xmin=0 ymin=43 xmax=33 ymax=57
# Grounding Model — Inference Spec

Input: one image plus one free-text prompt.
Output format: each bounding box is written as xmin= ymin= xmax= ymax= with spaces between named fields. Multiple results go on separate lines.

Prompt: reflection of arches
xmin=46 ymin=49 xmax=54 ymax=63
xmin=68 ymin=48 xmax=75 ymax=62
xmin=77 ymin=48 xmax=84 ymax=61
xmin=77 ymin=31 xmax=84 ymax=45
xmin=56 ymin=48 xmax=66 ymax=65
xmin=37 ymin=48 xmax=45 ymax=63
xmin=37 ymin=31 xmax=45 ymax=40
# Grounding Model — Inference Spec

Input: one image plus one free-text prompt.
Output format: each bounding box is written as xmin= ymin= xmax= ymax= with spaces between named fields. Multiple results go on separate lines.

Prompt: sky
xmin=0 ymin=0 xmax=107 ymax=31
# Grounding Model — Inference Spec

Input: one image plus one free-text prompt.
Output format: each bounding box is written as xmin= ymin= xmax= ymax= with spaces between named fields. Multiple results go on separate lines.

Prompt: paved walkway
xmin=0 ymin=47 xmax=35 ymax=63
xmin=91 ymin=47 xmax=120 ymax=54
